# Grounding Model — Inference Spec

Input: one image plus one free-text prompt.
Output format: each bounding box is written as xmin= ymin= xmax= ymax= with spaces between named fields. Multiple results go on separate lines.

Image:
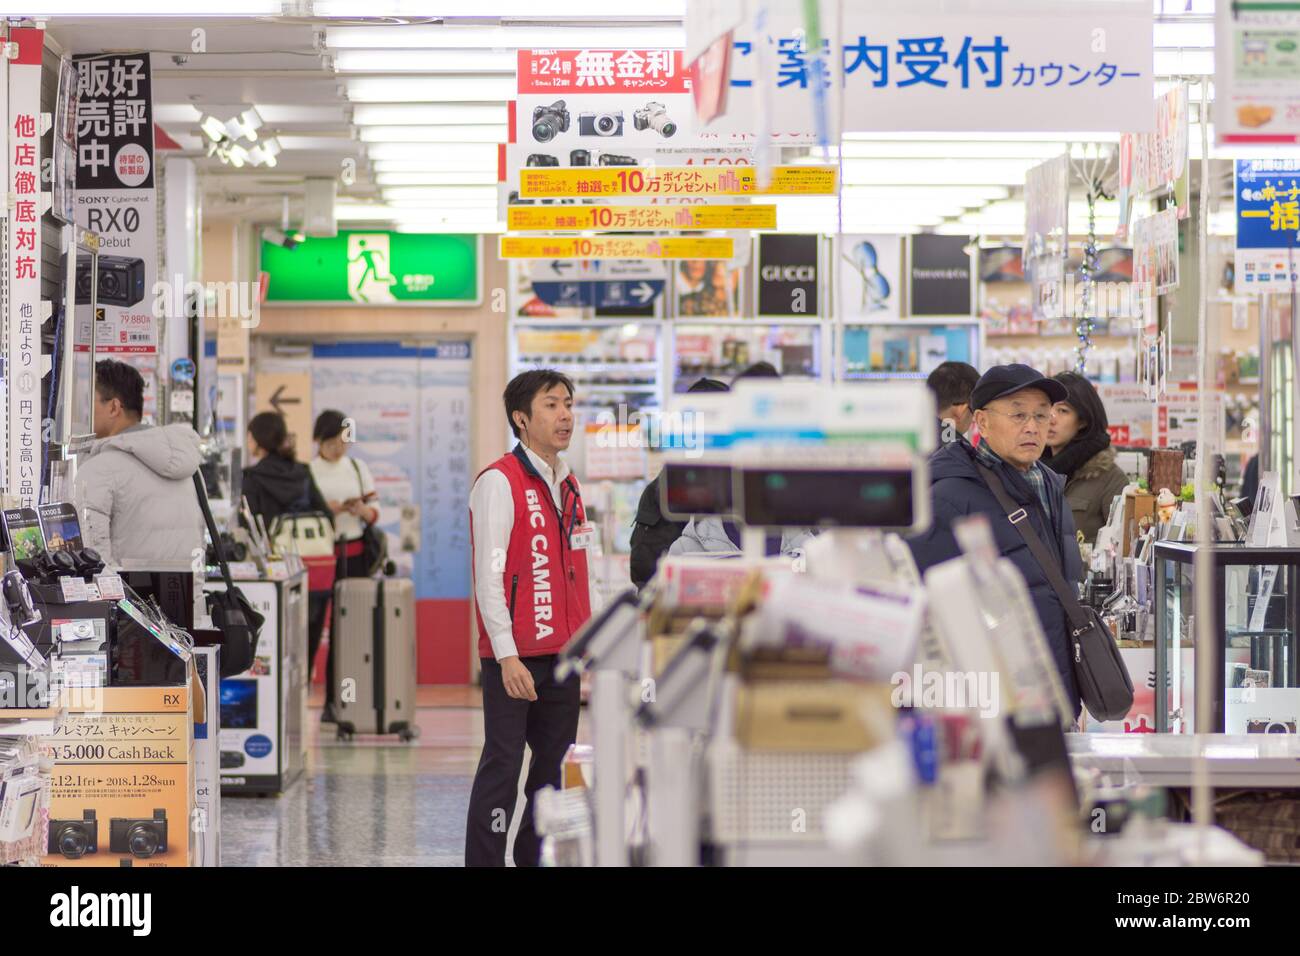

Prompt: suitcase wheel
xmin=336 ymin=723 xmax=355 ymax=742
xmin=397 ymin=726 xmax=419 ymax=743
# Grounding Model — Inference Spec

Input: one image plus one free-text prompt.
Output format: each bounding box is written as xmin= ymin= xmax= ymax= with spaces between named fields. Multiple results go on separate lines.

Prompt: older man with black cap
xmin=907 ymin=364 xmax=1082 ymax=717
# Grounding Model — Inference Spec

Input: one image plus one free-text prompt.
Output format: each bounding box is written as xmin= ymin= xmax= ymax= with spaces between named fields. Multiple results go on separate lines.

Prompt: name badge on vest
xmin=570 ymin=522 xmax=596 ymax=551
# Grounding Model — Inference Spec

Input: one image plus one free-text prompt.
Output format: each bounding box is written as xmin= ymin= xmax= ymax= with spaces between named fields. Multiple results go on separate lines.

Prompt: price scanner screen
xmin=661 ymin=463 xmax=735 ymax=520
xmin=739 ymin=468 xmax=915 ymax=529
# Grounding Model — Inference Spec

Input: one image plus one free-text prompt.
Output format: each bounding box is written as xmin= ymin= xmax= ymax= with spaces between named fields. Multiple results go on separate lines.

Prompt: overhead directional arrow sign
xmin=269 ymin=384 xmax=302 ymax=416
xmin=531 ymin=279 xmax=666 ymax=309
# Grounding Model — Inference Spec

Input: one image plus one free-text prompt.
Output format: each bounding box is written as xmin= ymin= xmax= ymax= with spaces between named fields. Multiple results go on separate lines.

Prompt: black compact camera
xmin=597 ymin=153 xmax=638 ymax=167
xmin=76 ymin=253 xmax=146 ymax=308
xmin=526 ymin=153 xmax=559 ymax=167
xmin=110 ymin=809 xmax=167 ymax=859
xmin=633 ymin=101 xmax=677 ymax=137
xmin=579 ymin=111 xmax=623 ymax=136
xmin=531 ymin=100 xmax=570 ymax=143
xmin=49 ymin=810 xmax=97 ymax=859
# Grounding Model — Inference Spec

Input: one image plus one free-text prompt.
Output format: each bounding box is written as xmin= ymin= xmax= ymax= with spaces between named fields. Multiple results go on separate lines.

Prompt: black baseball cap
xmin=969 ymin=363 xmax=1068 ymax=411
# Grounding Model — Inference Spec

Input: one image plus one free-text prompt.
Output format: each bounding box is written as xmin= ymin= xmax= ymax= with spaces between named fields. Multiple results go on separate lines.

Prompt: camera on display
xmin=75 ymin=253 xmax=146 ymax=308
xmin=48 ymin=810 xmax=97 ymax=859
xmin=578 ymin=111 xmax=624 ymax=137
xmin=633 ymin=101 xmax=677 ymax=137
xmin=531 ymin=100 xmax=570 ymax=143
xmin=110 ymin=809 xmax=168 ymax=859
xmin=525 ymin=153 xmax=559 ymax=167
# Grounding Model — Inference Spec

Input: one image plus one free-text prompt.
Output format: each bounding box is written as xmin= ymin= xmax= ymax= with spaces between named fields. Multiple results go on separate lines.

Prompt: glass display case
xmin=1154 ymin=542 xmax=1300 ymax=734
xmin=671 ymin=319 xmax=826 ymax=392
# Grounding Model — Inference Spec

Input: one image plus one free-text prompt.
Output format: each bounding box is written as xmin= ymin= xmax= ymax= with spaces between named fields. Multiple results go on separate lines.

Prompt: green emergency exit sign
xmin=261 ymin=231 xmax=480 ymax=304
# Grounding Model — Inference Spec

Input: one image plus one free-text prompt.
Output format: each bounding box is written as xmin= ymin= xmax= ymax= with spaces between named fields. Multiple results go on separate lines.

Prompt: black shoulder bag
xmin=976 ymin=463 xmax=1134 ymax=722
xmin=349 ymin=458 xmax=388 ymax=577
xmin=193 ymin=472 xmax=266 ymax=677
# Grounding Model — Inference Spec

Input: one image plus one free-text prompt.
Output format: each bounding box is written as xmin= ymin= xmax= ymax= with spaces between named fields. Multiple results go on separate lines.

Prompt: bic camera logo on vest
xmin=347 ymin=233 xmax=435 ymax=303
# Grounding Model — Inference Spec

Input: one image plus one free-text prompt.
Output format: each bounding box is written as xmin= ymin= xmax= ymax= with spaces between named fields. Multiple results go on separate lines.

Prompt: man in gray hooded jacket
xmin=73 ymin=360 xmax=204 ymax=568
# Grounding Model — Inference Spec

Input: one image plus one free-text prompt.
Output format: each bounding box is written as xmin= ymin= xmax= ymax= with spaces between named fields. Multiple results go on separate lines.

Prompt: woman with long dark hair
xmin=241 ymin=411 xmax=330 ymax=529
xmin=1043 ymin=372 xmax=1130 ymax=544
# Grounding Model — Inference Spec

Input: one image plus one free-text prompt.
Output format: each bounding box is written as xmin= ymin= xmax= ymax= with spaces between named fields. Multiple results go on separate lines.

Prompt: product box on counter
xmin=733 ymin=679 xmax=893 ymax=753
xmin=40 ymin=684 xmax=194 ymax=867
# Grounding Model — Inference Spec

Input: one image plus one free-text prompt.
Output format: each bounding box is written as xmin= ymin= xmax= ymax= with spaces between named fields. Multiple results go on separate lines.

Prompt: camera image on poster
xmin=38 ymin=503 xmax=84 ymax=554
xmin=3 ymin=509 xmax=47 ymax=561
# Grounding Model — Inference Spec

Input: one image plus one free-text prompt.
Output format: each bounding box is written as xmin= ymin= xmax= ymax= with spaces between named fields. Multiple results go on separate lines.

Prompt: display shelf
xmin=671 ymin=321 xmax=826 ymax=393
xmin=840 ymin=320 xmax=981 ymax=380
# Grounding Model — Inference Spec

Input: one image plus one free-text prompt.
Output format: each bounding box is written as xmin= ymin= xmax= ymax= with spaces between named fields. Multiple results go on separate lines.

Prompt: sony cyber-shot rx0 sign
xmin=909 ymin=234 xmax=974 ymax=317
xmin=757 ymin=234 xmax=820 ymax=317
xmin=73 ymin=52 xmax=159 ymax=354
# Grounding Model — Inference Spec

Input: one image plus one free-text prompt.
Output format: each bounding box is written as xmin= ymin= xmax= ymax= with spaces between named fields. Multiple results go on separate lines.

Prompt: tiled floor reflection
xmin=220 ymin=690 xmax=589 ymax=867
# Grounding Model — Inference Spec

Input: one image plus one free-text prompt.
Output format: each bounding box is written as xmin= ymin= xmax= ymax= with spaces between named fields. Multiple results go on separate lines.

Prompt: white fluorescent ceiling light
xmin=382 ymin=186 xmax=497 ymax=200
xmin=326 ymin=25 xmax=684 ymax=50
xmin=366 ymin=142 xmax=497 ymax=161
xmin=345 ymin=77 xmax=516 ymax=102
xmin=317 ymin=0 xmax=684 ymax=15
xmin=373 ymin=156 xmax=499 ymax=173
xmin=841 ymin=131 xmax=1122 ymax=144
xmin=376 ymin=171 xmax=498 ymax=186
xmin=334 ymin=50 xmax=518 ymax=73
xmin=351 ymin=104 xmax=507 ymax=126
xmin=839 ymin=158 xmax=1042 ymax=186
xmin=6 ymin=0 xmax=278 ymax=12
xmin=840 ymin=141 xmax=1074 ymax=160
xmin=359 ymin=126 xmax=507 ymax=143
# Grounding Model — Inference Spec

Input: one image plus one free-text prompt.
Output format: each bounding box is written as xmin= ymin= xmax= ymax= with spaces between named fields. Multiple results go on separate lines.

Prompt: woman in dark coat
xmin=1042 ymin=372 xmax=1130 ymax=545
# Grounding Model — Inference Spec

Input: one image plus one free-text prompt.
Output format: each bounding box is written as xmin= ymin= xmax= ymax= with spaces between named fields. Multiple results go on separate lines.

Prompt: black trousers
xmin=465 ymin=655 xmax=580 ymax=867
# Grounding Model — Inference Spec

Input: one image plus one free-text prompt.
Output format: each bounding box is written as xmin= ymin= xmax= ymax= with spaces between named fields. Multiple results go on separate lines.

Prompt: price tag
xmin=94 ymin=572 xmax=125 ymax=601
xmin=58 ymin=577 xmax=90 ymax=603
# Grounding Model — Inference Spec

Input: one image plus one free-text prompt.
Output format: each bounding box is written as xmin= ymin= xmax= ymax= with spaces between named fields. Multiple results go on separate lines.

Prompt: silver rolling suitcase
xmin=332 ymin=578 xmax=420 ymax=742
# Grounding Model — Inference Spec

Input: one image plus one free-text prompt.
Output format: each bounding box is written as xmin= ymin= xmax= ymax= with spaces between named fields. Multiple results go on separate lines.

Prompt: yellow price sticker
xmin=517 ymin=165 xmax=837 ymax=198
xmin=507 ymin=204 xmax=777 ymax=232
xmin=500 ymin=235 xmax=734 ymax=260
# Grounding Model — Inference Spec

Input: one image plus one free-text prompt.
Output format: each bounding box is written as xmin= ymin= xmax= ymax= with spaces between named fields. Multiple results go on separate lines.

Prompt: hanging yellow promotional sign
xmin=507 ymin=204 xmax=777 ymax=232
xmin=499 ymin=236 xmax=734 ymax=260
xmin=517 ymin=165 xmax=837 ymax=198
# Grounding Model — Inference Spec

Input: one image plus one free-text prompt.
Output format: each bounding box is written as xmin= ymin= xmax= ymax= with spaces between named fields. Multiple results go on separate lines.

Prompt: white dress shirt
xmin=470 ymin=445 xmax=602 ymax=661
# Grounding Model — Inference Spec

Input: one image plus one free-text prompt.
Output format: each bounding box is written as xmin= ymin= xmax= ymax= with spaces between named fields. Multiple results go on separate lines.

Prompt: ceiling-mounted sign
xmin=499 ymin=235 xmax=733 ymax=260
xmin=527 ymin=258 xmax=668 ymax=309
xmin=517 ymin=164 xmax=836 ymax=198
xmin=74 ymin=51 xmax=159 ymax=355
xmin=262 ymin=232 xmax=480 ymax=304
xmin=1234 ymin=158 xmax=1300 ymax=292
xmin=1216 ymin=1 xmax=1300 ymax=144
xmin=909 ymin=234 xmax=973 ymax=317
xmin=8 ymin=27 xmax=44 ymax=505
xmin=506 ymin=203 xmax=775 ymax=231
xmin=1131 ymin=207 xmax=1179 ymax=297
xmin=757 ymin=234 xmax=821 ymax=317
xmin=838 ymin=235 xmax=902 ymax=320
xmin=698 ymin=0 xmax=1153 ymax=136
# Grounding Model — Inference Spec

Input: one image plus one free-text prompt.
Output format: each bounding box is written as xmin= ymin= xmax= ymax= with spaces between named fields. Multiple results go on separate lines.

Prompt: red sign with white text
xmin=517 ymin=50 xmax=690 ymax=94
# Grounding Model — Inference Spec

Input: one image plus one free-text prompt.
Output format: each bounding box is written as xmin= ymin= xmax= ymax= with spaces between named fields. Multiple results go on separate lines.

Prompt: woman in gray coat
xmin=1042 ymin=372 xmax=1130 ymax=545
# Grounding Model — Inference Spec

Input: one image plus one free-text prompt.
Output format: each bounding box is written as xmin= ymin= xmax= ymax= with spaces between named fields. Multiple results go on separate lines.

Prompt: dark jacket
xmin=907 ymin=440 xmax=1082 ymax=715
xmin=241 ymin=454 xmax=330 ymax=530
xmin=1064 ymin=446 xmax=1129 ymax=545
xmin=629 ymin=471 xmax=685 ymax=590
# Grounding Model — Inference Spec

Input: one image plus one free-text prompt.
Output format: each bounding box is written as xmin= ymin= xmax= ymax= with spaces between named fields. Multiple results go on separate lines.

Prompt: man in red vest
xmin=465 ymin=369 xmax=598 ymax=866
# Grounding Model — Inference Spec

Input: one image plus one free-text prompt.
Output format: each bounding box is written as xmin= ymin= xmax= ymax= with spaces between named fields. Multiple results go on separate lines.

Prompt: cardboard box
xmin=1148 ymin=449 xmax=1184 ymax=498
xmin=733 ymin=680 xmax=893 ymax=753
xmin=562 ymin=743 xmax=593 ymax=790
xmin=1122 ymin=490 xmax=1156 ymax=558
xmin=41 ymin=683 xmax=194 ymax=867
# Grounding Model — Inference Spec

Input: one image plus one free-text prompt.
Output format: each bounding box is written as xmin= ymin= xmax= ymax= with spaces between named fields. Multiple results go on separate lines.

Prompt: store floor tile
xmin=219 ymin=698 xmax=590 ymax=867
